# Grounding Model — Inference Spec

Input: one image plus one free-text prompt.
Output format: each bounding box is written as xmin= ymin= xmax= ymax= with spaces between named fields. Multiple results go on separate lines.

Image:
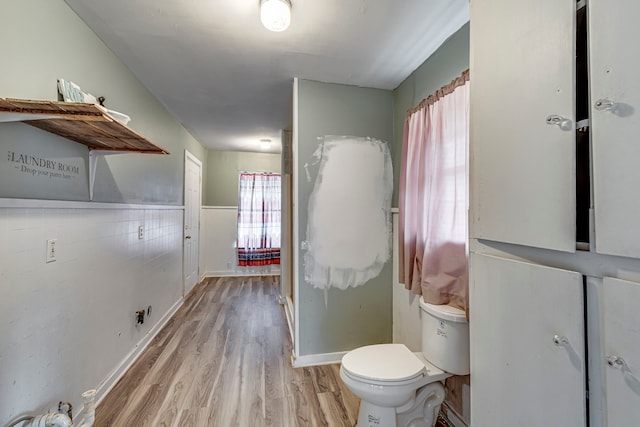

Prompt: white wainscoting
xmin=0 ymin=199 xmax=184 ymax=425
xmin=201 ymin=206 xmax=281 ymax=277
xmin=392 ymin=211 xmax=422 ymax=351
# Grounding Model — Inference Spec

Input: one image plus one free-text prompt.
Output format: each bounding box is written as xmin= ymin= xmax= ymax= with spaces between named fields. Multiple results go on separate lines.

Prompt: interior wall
xmin=295 ymin=79 xmax=393 ymax=357
xmin=201 ymin=206 xmax=281 ymax=277
xmin=391 ymin=20 xmax=470 ymax=349
xmin=0 ymin=201 xmax=183 ymax=424
xmin=0 ymin=1 xmax=207 ymax=423
xmin=1 ymin=0 xmax=207 ymax=205
xmin=204 ymin=150 xmax=281 ymax=206
xmin=392 ymin=23 xmax=470 ymax=207
xmin=391 ymin=22 xmax=471 ymax=426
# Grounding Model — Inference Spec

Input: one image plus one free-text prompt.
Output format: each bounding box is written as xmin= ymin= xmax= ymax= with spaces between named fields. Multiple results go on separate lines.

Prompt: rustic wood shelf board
xmin=0 ymin=98 xmax=169 ymax=154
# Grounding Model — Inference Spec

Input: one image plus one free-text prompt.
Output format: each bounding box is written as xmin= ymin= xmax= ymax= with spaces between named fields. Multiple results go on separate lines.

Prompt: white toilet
xmin=340 ymin=298 xmax=469 ymax=427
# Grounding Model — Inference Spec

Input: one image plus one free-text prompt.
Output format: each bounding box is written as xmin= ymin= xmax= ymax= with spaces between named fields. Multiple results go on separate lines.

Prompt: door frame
xmin=280 ymin=129 xmax=295 ymax=344
xmin=183 ymin=149 xmax=202 ymax=297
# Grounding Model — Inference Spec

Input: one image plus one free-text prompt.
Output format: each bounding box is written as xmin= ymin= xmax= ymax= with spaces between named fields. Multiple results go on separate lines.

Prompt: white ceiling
xmin=64 ymin=0 xmax=469 ymax=153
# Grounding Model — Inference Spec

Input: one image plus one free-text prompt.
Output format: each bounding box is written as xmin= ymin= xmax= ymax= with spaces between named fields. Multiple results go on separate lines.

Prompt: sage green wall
xmin=204 ymin=150 xmax=281 ymax=206
xmin=392 ymin=23 xmax=470 ymax=207
xmin=391 ymin=22 xmax=470 ymax=421
xmin=296 ymin=79 xmax=393 ymax=356
xmin=0 ymin=0 xmax=207 ymax=205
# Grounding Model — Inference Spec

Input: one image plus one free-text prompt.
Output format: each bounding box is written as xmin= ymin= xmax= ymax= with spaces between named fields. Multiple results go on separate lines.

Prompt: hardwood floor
xmin=95 ymin=276 xmax=360 ymax=427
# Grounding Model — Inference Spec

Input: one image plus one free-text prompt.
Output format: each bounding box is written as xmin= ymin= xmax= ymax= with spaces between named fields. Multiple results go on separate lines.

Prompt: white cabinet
xmin=602 ymin=277 xmax=640 ymax=426
xmin=472 ymin=0 xmax=640 ymax=257
xmin=470 ymin=0 xmax=577 ymax=252
xmin=470 ymin=1 xmax=640 ymax=426
xmin=470 ymin=253 xmax=586 ymax=426
xmin=589 ymin=0 xmax=640 ymax=258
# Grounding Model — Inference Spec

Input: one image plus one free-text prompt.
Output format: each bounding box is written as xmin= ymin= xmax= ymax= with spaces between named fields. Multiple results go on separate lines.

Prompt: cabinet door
xmin=470 ymin=253 xmax=586 ymax=426
xmin=602 ymin=277 xmax=640 ymax=427
xmin=590 ymin=0 xmax=640 ymax=258
xmin=470 ymin=0 xmax=576 ymax=252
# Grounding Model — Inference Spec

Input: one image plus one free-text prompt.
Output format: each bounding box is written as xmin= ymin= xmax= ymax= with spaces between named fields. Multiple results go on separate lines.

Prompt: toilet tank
xmin=420 ymin=298 xmax=470 ymax=375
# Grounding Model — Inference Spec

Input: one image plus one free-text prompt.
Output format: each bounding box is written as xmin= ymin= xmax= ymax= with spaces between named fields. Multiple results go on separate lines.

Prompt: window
xmin=237 ymin=172 xmax=281 ymax=266
xmin=398 ymin=71 xmax=469 ymax=311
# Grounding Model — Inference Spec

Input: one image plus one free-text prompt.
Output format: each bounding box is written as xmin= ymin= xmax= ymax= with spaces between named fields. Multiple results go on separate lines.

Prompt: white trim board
xmin=443 ymin=402 xmax=468 ymax=427
xmin=92 ymin=297 xmax=184 ymax=408
xmin=291 ymin=350 xmax=347 ymax=368
xmin=292 ymin=77 xmax=301 ymax=361
xmin=201 ymin=205 xmax=237 ymax=210
xmin=203 ymin=271 xmax=281 ymax=278
xmin=0 ymin=197 xmax=183 ymax=210
xmin=283 ymin=296 xmax=295 ymax=344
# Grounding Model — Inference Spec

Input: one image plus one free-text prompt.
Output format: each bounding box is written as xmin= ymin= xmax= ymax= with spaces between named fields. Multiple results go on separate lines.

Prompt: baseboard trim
xmin=92 ymin=297 xmax=184 ymax=407
xmin=283 ymin=297 xmax=294 ymax=344
xmin=441 ymin=402 xmax=468 ymax=427
xmin=204 ymin=270 xmax=281 ymax=277
xmin=291 ymin=350 xmax=347 ymax=368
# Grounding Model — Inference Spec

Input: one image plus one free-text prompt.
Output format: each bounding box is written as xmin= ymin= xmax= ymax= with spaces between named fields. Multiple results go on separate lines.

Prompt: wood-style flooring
xmin=94 ymin=276 xmax=360 ymax=427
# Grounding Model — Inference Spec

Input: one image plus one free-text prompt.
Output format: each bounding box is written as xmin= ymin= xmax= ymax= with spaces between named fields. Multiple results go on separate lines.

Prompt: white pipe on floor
xmin=19 ymin=389 xmax=96 ymax=427
xmin=22 ymin=413 xmax=72 ymax=427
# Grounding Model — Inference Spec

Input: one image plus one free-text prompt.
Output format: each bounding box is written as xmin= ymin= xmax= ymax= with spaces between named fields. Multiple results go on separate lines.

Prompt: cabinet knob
xmin=546 ymin=115 xmax=572 ymax=130
xmin=607 ymin=355 xmax=627 ymax=370
xmin=552 ymin=334 xmax=569 ymax=346
xmin=594 ymin=98 xmax=617 ymax=112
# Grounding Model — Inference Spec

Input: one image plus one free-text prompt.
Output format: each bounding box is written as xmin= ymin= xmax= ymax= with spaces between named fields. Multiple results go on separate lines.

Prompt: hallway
xmin=95 ymin=276 xmax=359 ymax=426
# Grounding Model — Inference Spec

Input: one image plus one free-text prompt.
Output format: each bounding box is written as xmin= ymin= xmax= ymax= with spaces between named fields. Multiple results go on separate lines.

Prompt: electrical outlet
xmin=138 ymin=225 xmax=144 ymax=240
xmin=46 ymin=239 xmax=57 ymax=263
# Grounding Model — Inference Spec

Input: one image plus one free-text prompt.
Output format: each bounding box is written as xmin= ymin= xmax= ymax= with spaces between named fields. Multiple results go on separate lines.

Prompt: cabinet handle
xmin=546 ymin=115 xmax=572 ymax=130
xmin=552 ymin=334 xmax=569 ymax=346
xmin=185 ymin=235 xmax=192 ymax=239
xmin=607 ymin=355 xmax=627 ymax=370
xmin=594 ymin=98 xmax=617 ymax=112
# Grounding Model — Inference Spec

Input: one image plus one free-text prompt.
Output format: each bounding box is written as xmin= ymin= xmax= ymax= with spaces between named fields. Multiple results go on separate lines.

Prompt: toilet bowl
xmin=340 ymin=298 xmax=469 ymax=427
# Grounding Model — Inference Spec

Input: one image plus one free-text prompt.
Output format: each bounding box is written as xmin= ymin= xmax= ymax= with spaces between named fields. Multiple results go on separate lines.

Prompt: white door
xmin=184 ymin=150 xmax=201 ymax=296
xmin=470 ymin=253 xmax=586 ymax=426
xmin=590 ymin=0 xmax=640 ymax=258
xmin=602 ymin=277 xmax=640 ymax=427
xmin=470 ymin=0 xmax=576 ymax=252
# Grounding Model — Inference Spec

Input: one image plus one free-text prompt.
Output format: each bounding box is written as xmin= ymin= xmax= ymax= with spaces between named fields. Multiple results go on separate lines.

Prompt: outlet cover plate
xmin=46 ymin=239 xmax=57 ymax=263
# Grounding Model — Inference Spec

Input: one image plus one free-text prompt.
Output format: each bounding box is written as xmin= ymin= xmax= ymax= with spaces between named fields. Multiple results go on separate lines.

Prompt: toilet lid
xmin=341 ymin=344 xmax=426 ymax=383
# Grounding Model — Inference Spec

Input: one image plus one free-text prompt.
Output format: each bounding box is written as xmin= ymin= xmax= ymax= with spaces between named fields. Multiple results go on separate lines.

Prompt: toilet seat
xmin=341 ymin=344 xmax=427 ymax=385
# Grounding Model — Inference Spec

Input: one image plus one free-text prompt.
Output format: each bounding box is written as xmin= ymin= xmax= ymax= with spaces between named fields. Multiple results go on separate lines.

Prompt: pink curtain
xmin=237 ymin=172 xmax=281 ymax=266
xmin=398 ymin=70 xmax=469 ymax=311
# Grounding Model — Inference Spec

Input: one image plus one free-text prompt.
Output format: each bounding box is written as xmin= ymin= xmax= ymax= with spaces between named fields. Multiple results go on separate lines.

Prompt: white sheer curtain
xmin=237 ymin=172 xmax=281 ymax=266
xmin=398 ymin=70 xmax=470 ymax=311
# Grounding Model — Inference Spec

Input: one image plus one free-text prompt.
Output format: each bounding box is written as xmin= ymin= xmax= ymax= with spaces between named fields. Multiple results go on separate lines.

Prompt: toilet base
xmin=356 ymin=400 xmax=397 ymax=427
xmin=355 ymin=382 xmax=445 ymax=427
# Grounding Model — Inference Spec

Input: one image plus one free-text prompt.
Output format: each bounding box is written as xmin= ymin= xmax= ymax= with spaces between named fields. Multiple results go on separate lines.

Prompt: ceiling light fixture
xmin=260 ymin=138 xmax=272 ymax=150
xmin=260 ymin=0 xmax=291 ymax=32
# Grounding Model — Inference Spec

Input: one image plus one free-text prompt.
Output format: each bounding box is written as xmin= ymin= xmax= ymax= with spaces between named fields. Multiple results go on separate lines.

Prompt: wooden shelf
xmin=0 ymin=98 xmax=169 ymax=154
